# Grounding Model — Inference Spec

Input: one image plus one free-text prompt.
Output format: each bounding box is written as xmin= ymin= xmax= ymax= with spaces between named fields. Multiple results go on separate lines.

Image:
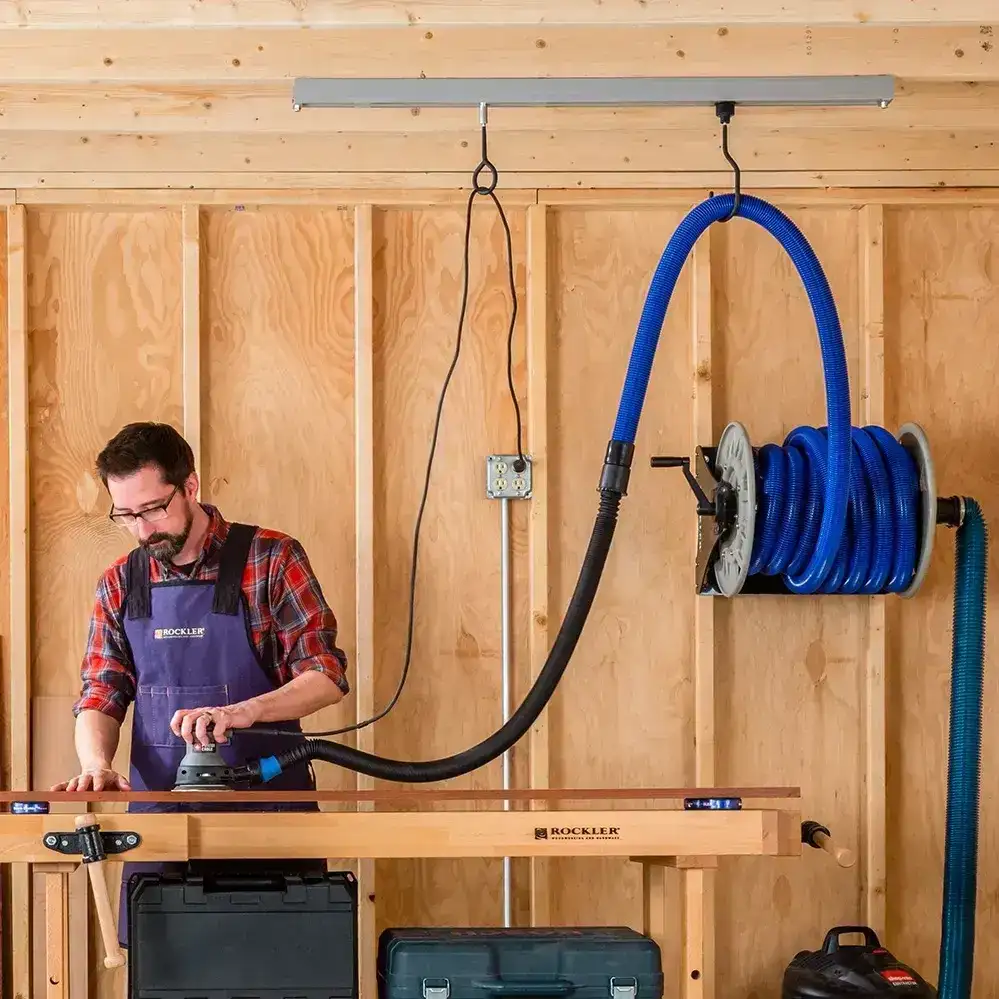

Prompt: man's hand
xmin=62 ymin=711 xmax=126 ymax=792
xmin=170 ymin=701 xmax=260 ymax=748
xmin=50 ymin=767 xmax=131 ymax=792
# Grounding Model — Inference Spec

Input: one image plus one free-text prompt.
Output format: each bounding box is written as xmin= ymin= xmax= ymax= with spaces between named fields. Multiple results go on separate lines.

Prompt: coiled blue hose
xmin=612 ymin=192 xmax=919 ymax=594
xmin=938 ymin=497 xmax=987 ymax=999
xmin=750 ymin=426 xmax=920 ymax=594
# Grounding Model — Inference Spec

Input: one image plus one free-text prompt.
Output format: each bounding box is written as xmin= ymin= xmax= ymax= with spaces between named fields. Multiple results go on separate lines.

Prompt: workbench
xmin=0 ymin=786 xmax=825 ymax=999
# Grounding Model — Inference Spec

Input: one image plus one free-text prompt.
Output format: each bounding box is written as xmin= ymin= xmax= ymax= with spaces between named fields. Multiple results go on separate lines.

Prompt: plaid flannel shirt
xmin=73 ymin=504 xmax=350 ymax=722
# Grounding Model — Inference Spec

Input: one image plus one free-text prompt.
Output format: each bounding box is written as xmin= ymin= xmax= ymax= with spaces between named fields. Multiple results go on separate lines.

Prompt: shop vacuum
xmin=782 ymin=926 xmax=935 ymax=998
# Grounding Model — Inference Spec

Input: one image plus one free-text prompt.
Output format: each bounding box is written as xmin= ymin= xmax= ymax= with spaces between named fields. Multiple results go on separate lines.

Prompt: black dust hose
xmin=236 ymin=469 xmax=627 ymax=784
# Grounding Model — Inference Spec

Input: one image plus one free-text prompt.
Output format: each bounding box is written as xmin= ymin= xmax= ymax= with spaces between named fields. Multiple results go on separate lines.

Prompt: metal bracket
xmin=486 ymin=454 xmax=532 ymax=499
xmin=43 ymin=827 xmax=141 ymax=859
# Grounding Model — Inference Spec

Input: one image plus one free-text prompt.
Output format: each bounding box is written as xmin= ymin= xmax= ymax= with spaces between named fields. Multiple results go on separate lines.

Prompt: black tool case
xmin=377 ymin=926 xmax=663 ymax=999
xmin=127 ymin=867 xmax=358 ymax=999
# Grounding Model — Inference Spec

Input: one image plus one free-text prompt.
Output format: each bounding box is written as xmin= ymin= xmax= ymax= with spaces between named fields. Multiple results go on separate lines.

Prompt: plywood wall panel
xmin=27 ymin=208 xmax=183 ymax=701
xmin=546 ymin=207 xmax=695 ymax=930
xmin=883 ymin=206 xmax=999 ymax=987
xmin=712 ymin=209 xmax=865 ymax=990
xmin=201 ymin=204 xmax=360 ymax=868
xmin=370 ymin=203 xmax=531 ymax=932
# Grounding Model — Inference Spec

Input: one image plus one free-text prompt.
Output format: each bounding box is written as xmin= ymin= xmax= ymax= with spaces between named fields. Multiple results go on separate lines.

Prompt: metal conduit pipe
xmin=500 ymin=494 xmax=513 ymax=928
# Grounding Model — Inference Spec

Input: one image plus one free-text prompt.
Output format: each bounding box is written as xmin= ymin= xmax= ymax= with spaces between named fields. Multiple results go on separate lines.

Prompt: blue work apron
xmin=116 ymin=522 xmax=322 ymax=948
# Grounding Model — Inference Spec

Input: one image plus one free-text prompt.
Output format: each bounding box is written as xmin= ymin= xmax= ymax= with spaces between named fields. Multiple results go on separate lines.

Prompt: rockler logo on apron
xmin=153 ymin=627 xmax=207 ymax=639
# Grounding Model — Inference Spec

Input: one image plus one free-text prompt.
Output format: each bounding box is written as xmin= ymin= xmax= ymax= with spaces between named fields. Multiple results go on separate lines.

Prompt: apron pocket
xmin=132 ymin=684 xmax=230 ymax=748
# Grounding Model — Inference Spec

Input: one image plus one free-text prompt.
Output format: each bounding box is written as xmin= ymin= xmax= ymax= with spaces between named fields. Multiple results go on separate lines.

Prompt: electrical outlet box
xmin=486 ymin=454 xmax=533 ymax=499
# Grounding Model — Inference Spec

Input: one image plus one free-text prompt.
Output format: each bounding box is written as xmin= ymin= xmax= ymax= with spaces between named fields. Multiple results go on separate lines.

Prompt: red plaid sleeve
xmin=72 ymin=562 xmax=137 ymax=723
xmin=266 ymin=537 xmax=350 ymax=694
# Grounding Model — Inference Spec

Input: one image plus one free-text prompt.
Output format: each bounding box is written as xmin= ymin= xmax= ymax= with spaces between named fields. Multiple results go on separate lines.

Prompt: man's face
xmin=107 ymin=464 xmax=197 ymax=562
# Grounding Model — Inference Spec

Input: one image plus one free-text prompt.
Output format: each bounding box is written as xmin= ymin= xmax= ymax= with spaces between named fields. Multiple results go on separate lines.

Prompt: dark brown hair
xmin=96 ymin=422 xmax=195 ymax=488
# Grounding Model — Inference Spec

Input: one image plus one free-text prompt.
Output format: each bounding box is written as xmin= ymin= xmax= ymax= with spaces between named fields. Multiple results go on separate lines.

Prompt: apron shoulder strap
xmin=212 ymin=522 xmax=258 ymax=616
xmin=124 ymin=546 xmax=152 ymax=620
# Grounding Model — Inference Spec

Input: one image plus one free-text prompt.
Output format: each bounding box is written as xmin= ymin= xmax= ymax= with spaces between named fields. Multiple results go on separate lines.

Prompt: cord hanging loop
xmin=472 ymin=101 xmax=499 ymax=195
xmin=715 ymin=101 xmax=741 ymax=222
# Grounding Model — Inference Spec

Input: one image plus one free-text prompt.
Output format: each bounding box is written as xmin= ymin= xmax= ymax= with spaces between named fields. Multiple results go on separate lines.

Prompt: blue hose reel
xmin=654 ymin=419 xmax=943 ymax=598
xmin=628 ymin=193 xmax=953 ymax=599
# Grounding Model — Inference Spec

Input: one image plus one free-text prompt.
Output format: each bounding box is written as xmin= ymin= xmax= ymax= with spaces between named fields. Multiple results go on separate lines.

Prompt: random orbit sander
xmin=173 ymin=725 xmax=239 ymax=792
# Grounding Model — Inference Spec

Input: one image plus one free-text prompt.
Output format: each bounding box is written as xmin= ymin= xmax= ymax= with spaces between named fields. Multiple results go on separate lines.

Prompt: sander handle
xmin=74 ymin=812 xmax=126 ymax=970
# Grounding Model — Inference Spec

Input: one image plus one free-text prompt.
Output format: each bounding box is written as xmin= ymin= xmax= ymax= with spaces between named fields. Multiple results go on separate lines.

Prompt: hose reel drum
xmin=653 ymin=420 xmax=945 ymax=598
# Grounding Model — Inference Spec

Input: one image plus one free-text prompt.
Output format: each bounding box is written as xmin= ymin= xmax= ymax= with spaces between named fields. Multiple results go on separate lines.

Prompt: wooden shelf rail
xmin=0 ymin=785 xmax=799 ymax=806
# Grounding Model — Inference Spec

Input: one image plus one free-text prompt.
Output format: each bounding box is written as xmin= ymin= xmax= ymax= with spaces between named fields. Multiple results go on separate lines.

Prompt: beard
xmin=141 ymin=503 xmax=194 ymax=562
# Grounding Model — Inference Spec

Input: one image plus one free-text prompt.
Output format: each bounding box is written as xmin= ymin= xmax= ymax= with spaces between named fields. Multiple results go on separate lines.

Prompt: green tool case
xmin=376 ymin=926 xmax=663 ymax=999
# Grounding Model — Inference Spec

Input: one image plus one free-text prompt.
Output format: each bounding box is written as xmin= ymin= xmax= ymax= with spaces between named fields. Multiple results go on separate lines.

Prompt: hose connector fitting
xmin=937 ymin=495 xmax=965 ymax=529
xmin=599 ymin=440 xmax=635 ymax=496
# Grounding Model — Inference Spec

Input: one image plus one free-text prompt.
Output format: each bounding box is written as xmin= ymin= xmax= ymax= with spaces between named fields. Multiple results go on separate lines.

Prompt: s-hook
xmin=715 ymin=101 xmax=741 ymax=222
xmin=472 ymin=102 xmax=499 ymax=195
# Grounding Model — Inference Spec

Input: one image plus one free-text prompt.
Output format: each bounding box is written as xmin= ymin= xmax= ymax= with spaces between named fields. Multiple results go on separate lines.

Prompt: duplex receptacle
xmin=486 ymin=454 xmax=533 ymax=499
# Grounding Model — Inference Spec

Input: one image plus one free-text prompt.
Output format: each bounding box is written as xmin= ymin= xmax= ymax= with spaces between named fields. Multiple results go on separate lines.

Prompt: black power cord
xmin=253 ymin=109 xmax=525 ymax=740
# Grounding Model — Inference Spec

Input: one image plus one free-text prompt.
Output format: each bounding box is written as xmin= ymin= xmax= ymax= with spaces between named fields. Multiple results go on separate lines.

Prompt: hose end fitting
xmin=599 ymin=440 xmax=635 ymax=496
xmin=937 ymin=495 xmax=965 ymax=529
xmin=801 ymin=819 xmax=831 ymax=848
xmin=228 ymin=760 xmax=263 ymax=787
xmin=229 ymin=755 xmax=284 ymax=787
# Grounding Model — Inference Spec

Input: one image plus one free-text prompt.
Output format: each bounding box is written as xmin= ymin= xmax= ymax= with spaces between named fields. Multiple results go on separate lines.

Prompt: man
xmin=53 ymin=421 xmax=349 ymax=945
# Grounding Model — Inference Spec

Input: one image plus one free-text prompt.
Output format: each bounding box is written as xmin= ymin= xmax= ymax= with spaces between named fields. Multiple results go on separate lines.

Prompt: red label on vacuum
xmin=880 ymin=969 xmax=917 ymax=986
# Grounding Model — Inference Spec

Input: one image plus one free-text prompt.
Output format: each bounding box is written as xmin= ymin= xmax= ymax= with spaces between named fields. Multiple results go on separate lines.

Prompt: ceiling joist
xmin=0 ymin=26 xmax=991 ymax=83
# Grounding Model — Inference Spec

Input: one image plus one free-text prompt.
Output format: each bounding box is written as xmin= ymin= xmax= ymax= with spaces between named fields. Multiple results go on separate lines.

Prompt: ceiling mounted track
xmin=291 ymin=75 xmax=894 ymax=110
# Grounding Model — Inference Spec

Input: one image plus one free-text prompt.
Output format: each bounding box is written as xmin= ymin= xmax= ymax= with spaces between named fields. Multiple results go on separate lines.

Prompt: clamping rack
xmin=0 ymin=785 xmax=856 ymax=999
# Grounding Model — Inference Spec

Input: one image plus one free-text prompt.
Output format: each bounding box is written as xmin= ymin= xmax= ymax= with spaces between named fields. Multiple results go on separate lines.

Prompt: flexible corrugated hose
xmin=938 ymin=497 xmax=987 ymax=999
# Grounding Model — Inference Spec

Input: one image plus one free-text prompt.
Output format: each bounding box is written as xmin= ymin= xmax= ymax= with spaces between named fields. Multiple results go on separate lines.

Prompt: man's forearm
xmin=75 ymin=709 xmax=122 ymax=770
xmin=240 ymin=670 xmax=344 ymax=725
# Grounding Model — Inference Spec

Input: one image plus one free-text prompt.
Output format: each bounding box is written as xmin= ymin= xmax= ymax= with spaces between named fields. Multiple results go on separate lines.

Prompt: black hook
xmin=472 ymin=102 xmax=498 ymax=195
xmin=715 ymin=101 xmax=741 ymax=222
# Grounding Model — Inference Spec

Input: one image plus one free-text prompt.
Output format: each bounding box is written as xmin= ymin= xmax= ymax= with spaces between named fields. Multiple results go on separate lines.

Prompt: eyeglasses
xmin=109 ymin=485 xmax=179 ymax=526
